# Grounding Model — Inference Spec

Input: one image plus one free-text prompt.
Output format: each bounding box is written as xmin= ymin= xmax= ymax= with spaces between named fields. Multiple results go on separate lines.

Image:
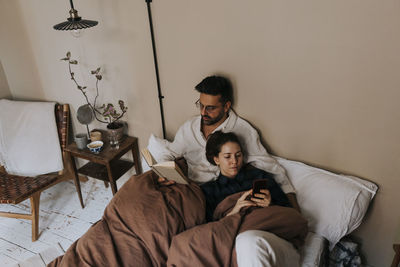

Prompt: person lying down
xmin=158 ymin=131 xmax=308 ymax=266
xmin=49 ymin=132 xmax=307 ymax=267
xmin=200 ymin=131 xmax=292 ymax=222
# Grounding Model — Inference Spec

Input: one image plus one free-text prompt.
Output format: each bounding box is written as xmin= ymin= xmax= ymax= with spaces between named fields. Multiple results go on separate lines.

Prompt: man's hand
xmin=157 ymin=177 xmax=176 ymax=186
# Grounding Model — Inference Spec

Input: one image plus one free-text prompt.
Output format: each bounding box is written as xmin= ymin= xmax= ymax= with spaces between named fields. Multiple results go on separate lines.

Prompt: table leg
xmin=132 ymin=140 xmax=142 ymax=175
xmin=106 ymin=163 xmax=118 ymax=195
xmin=67 ymin=153 xmax=85 ymax=208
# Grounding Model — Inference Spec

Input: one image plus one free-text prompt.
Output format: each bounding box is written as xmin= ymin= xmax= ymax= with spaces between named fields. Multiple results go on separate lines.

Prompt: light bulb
xmin=70 ymin=29 xmax=83 ymax=38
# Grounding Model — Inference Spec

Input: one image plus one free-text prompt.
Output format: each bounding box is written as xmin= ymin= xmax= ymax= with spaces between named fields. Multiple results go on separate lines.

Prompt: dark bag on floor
xmin=329 ymin=239 xmax=362 ymax=267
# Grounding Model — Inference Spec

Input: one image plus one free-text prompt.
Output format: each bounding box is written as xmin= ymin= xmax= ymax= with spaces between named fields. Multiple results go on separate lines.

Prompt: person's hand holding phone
xmin=249 ymin=179 xmax=272 ymax=207
xmin=226 ymin=189 xmax=257 ymax=217
xmin=251 ymin=188 xmax=271 ymax=207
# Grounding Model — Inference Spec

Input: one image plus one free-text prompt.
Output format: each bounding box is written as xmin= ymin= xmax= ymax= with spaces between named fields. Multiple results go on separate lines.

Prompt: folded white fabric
xmin=0 ymin=99 xmax=63 ymax=176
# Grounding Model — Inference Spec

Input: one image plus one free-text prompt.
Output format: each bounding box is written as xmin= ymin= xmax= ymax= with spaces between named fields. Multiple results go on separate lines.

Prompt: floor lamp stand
xmin=145 ymin=0 xmax=166 ymax=139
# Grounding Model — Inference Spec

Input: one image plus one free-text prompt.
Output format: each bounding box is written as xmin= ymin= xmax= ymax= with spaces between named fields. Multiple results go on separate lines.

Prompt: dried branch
xmin=61 ymin=52 xmax=128 ymax=126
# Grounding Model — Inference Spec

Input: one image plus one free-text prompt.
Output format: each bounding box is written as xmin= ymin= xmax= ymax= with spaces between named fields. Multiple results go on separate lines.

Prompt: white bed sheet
xmin=300 ymin=232 xmax=327 ymax=267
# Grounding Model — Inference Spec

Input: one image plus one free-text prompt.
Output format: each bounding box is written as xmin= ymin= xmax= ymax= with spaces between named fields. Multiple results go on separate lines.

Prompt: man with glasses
xmin=168 ymin=75 xmax=296 ymax=195
xmin=163 ymin=75 xmax=302 ymax=266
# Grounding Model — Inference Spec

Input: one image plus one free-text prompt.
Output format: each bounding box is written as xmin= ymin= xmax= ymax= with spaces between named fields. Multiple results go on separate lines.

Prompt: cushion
xmin=275 ymin=157 xmax=378 ymax=250
xmin=0 ymin=100 xmax=63 ymax=176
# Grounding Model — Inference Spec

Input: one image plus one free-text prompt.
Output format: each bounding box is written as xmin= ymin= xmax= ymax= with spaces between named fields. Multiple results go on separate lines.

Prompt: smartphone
xmin=252 ymin=179 xmax=269 ymax=199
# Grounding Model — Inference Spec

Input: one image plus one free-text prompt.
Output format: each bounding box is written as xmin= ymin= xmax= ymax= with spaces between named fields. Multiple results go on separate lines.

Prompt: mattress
xmin=300 ymin=232 xmax=327 ymax=267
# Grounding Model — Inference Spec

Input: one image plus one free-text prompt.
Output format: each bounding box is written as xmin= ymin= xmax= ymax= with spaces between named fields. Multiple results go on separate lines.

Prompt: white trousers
xmin=235 ymin=230 xmax=300 ymax=267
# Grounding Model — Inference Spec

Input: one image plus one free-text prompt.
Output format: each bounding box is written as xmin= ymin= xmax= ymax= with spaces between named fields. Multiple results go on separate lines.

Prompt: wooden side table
xmin=65 ymin=135 xmax=141 ymax=208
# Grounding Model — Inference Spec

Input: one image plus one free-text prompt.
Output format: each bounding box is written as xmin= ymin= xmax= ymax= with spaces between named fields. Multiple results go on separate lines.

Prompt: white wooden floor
xmin=0 ymin=170 xmax=135 ymax=267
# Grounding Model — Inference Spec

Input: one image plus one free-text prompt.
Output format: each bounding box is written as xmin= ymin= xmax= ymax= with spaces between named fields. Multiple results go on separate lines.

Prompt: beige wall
xmin=0 ymin=61 xmax=11 ymax=99
xmin=0 ymin=0 xmax=399 ymax=265
xmin=0 ymin=1 xmax=43 ymax=100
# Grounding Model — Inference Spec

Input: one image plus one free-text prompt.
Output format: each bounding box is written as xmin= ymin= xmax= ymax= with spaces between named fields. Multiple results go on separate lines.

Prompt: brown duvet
xmin=48 ymin=171 xmax=307 ymax=267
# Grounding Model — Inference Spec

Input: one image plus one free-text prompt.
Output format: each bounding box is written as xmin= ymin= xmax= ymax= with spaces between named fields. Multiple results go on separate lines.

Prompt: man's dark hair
xmin=195 ymin=75 xmax=233 ymax=104
xmin=205 ymin=131 xmax=242 ymax=165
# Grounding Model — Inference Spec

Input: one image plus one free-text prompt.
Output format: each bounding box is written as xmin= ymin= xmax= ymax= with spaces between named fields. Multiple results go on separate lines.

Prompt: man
xmin=162 ymin=75 xmax=302 ymax=266
xmin=168 ymin=76 xmax=298 ymax=206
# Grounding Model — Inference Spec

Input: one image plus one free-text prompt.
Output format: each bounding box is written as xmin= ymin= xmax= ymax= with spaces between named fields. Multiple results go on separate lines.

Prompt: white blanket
xmin=0 ymin=99 xmax=63 ymax=176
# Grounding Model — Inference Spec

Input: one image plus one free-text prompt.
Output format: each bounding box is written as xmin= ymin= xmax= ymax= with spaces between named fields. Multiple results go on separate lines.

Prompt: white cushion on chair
xmin=275 ymin=157 xmax=377 ymax=250
xmin=0 ymin=99 xmax=63 ymax=176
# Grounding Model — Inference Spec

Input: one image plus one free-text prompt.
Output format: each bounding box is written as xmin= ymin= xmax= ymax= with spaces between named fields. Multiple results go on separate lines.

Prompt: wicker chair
xmin=0 ymin=103 xmax=83 ymax=241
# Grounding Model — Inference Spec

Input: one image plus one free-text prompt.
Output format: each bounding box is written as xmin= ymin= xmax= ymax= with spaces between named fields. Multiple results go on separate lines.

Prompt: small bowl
xmin=87 ymin=141 xmax=103 ymax=153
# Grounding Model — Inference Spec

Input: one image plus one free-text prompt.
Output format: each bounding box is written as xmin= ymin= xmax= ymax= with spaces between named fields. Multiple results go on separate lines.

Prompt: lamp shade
xmin=53 ymin=18 xmax=98 ymax=31
xmin=53 ymin=0 xmax=98 ymax=31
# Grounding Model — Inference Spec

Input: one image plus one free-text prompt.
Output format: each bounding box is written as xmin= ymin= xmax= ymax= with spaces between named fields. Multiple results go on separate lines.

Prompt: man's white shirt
xmin=167 ymin=110 xmax=295 ymax=194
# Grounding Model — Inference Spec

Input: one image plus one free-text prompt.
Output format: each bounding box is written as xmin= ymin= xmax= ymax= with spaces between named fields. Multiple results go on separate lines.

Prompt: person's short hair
xmin=205 ymin=131 xmax=242 ymax=165
xmin=195 ymin=75 xmax=233 ymax=104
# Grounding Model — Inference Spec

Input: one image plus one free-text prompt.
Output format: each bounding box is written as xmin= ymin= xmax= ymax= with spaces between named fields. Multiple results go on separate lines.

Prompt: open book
xmin=141 ymin=148 xmax=188 ymax=184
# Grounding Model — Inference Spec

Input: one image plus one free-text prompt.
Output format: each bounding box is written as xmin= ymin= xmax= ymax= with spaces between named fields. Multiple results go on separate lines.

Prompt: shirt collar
xmin=197 ymin=109 xmax=236 ymax=136
xmin=193 ymin=108 xmax=238 ymax=146
xmin=218 ymin=166 xmax=246 ymax=184
xmin=218 ymin=174 xmax=229 ymax=185
xmin=212 ymin=111 xmax=230 ymax=133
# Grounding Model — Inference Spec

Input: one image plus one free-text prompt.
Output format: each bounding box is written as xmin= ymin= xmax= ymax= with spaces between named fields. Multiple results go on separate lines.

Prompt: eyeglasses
xmin=195 ymin=99 xmax=223 ymax=113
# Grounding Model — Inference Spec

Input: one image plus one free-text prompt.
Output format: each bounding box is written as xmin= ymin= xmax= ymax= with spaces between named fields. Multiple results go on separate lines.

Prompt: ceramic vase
xmin=106 ymin=122 xmax=125 ymax=144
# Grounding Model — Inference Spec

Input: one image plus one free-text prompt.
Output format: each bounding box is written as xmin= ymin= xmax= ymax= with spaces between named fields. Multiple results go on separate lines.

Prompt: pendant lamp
xmin=53 ymin=0 xmax=98 ymax=31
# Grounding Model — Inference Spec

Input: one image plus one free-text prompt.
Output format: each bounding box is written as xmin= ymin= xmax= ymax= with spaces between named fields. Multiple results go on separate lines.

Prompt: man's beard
xmin=201 ymin=110 xmax=226 ymax=126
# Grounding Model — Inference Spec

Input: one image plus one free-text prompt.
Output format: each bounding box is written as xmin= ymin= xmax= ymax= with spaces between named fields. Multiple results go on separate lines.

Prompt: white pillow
xmin=141 ymin=134 xmax=174 ymax=172
xmin=275 ymin=157 xmax=377 ymax=250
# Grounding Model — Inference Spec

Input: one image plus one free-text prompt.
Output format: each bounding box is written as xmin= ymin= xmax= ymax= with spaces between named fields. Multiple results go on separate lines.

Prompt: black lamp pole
xmin=145 ymin=0 xmax=166 ymax=139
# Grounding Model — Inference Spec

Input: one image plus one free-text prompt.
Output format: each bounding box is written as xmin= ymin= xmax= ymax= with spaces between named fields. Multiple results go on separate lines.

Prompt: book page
xmin=153 ymin=161 xmax=188 ymax=184
xmin=141 ymin=148 xmax=157 ymax=167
